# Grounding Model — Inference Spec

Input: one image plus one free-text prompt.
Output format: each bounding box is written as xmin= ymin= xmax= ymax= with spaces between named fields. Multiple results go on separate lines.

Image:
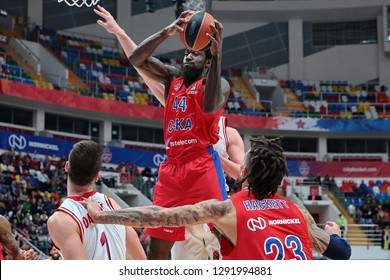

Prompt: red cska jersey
xmin=164 ymin=77 xmax=223 ymax=159
xmin=222 ymin=191 xmax=313 ymax=260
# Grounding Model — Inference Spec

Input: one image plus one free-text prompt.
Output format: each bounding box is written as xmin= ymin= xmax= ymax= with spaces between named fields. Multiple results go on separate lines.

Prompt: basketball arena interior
xmin=0 ymin=0 xmax=389 ymax=260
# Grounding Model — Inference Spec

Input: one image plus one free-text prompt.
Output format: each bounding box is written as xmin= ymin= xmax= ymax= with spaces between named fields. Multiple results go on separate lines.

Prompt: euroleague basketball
xmin=179 ymin=11 xmax=215 ymax=51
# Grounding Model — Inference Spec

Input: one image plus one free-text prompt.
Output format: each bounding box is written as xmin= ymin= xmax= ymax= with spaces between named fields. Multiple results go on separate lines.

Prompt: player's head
xmin=66 ymin=140 xmax=103 ymax=186
xmin=182 ymin=48 xmax=212 ymax=84
xmin=236 ymin=136 xmax=290 ymax=200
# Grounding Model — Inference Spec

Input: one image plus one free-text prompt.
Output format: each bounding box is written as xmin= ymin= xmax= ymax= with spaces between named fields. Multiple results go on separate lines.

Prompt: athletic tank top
xmin=57 ymin=190 xmax=126 ymax=260
xmin=213 ymin=116 xmax=229 ymax=159
xmin=164 ymin=77 xmax=222 ymax=158
xmin=222 ymin=191 xmax=313 ymax=260
xmin=0 ymin=242 xmax=4 ymax=260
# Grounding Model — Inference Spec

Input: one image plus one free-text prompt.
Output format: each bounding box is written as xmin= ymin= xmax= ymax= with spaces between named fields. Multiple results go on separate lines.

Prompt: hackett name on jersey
xmin=243 ymin=199 xmax=289 ymax=211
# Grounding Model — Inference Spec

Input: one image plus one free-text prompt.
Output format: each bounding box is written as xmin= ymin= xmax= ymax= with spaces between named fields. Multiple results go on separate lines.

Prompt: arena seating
xmin=0 ymin=47 xmax=35 ymax=86
xmin=280 ymin=79 xmax=390 ymax=119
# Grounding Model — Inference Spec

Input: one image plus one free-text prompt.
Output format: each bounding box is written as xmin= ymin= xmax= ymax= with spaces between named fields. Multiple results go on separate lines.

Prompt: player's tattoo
xmin=0 ymin=216 xmax=20 ymax=256
xmin=295 ymin=203 xmax=330 ymax=253
xmin=96 ymin=199 xmax=234 ymax=228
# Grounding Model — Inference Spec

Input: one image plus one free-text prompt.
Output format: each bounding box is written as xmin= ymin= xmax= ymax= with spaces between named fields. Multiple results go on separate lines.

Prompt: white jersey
xmin=213 ymin=116 xmax=229 ymax=159
xmin=57 ymin=191 xmax=126 ymax=260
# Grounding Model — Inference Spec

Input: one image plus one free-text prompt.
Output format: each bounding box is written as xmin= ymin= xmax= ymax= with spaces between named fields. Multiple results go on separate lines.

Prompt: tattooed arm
xmin=83 ymin=198 xmax=235 ymax=231
xmin=0 ymin=215 xmax=24 ymax=260
xmin=294 ymin=202 xmax=331 ymax=254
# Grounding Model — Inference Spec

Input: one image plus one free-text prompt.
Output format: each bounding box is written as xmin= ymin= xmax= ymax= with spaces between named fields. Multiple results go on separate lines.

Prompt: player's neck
xmin=67 ymin=182 xmax=94 ymax=196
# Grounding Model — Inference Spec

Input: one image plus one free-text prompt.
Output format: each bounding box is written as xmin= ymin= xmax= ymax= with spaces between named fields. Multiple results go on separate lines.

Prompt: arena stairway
xmin=326 ymin=191 xmax=372 ymax=246
xmin=234 ymin=76 xmax=265 ymax=111
xmin=2 ymin=42 xmax=44 ymax=83
xmin=283 ymin=87 xmax=306 ymax=113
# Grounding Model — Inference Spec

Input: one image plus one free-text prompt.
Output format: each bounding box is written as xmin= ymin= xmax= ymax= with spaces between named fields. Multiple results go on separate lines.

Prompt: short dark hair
xmin=67 ymin=140 xmax=103 ymax=186
xmin=236 ymin=136 xmax=290 ymax=200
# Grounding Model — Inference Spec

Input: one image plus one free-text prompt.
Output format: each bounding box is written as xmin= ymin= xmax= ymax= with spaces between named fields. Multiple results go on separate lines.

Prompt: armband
xmin=322 ymin=234 xmax=351 ymax=260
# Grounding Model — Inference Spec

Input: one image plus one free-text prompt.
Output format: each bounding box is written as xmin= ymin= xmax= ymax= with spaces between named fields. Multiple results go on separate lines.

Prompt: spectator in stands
xmin=49 ymin=246 xmax=62 ymax=260
xmin=347 ymin=203 xmax=356 ymax=221
xmin=322 ymin=174 xmax=332 ymax=189
xmin=336 ymin=213 xmax=346 ymax=237
xmin=376 ymin=205 xmax=386 ymax=224
xmin=359 ymin=180 xmax=368 ymax=195
xmin=141 ymin=166 xmax=152 ymax=178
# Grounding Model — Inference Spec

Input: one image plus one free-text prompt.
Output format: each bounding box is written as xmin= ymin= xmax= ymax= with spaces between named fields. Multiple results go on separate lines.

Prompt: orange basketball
xmin=179 ymin=11 xmax=215 ymax=51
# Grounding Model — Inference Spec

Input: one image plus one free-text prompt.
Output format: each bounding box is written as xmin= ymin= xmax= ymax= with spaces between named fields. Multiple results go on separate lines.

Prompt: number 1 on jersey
xmin=100 ymin=231 xmax=112 ymax=260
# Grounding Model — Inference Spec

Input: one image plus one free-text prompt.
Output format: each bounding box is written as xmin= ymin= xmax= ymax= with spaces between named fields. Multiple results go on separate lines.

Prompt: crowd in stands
xmin=0 ymin=148 xmax=66 ymax=258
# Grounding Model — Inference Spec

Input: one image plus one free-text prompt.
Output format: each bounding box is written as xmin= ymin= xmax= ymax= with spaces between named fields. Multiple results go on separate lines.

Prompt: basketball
xmin=179 ymin=11 xmax=215 ymax=52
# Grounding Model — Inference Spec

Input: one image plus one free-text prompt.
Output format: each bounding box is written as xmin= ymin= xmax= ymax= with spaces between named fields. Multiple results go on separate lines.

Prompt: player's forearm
xmin=128 ymin=30 xmax=170 ymax=67
xmin=136 ymin=68 xmax=166 ymax=106
xmin=203 ymin=55 xmax=222 ymax=114
xmin=115 ymin=30 xmax=138 ymax=59
xmin=220 ymin=156 xmax=240 ymax=179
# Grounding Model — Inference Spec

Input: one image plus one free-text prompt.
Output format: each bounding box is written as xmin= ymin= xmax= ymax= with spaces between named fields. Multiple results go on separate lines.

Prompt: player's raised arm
xmin=94 ymin=5 xmax=166 ymax=105
xmin=128 ymin=12 xmax=192 ymax=87
xmin=203 ymin=20 xmax=230 ymax=114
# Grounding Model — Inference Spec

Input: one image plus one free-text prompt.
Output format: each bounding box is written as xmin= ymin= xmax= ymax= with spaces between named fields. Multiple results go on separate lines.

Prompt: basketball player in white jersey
xmin=93 ymin=5 xmax=245 ymax=260
xmin=47 ymin=140 xmax=146 ymax=260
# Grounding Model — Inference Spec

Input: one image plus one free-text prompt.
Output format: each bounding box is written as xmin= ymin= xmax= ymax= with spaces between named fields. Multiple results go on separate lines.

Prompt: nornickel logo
xmin=153 ymin=154 xmax=167 ymax=166
xmin=8 ymin=134 xmax=26 ymax=150
xmin=247 ymin=217 xmax=267 ymax=231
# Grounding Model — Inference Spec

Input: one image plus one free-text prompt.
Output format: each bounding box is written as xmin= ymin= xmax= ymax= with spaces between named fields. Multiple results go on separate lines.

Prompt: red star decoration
xmin=296 ymin=119 xmax=305 ymax=129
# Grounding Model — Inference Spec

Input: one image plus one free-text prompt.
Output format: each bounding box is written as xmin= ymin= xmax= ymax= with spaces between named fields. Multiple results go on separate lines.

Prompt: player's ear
xmin=93 ymin=173 xmax=99 ymax=183
xmin=65 ymin=161 xmax=69 ymax=172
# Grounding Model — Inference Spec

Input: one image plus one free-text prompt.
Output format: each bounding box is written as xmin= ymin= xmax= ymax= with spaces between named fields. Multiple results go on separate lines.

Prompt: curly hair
xmin=235 ymin=136 xmax=290 ymax=200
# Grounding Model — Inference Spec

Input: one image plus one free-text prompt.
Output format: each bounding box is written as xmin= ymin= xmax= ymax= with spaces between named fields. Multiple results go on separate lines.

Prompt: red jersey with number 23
xmin=164 ymin=77 xmax=222 ymax=158
xmin=222 ymin=191 xmax=313 ymax=260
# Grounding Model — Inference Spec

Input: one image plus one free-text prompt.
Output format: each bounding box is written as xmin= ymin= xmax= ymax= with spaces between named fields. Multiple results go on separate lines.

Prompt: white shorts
xmin=170 ymin=224 xmax=221 ymax=260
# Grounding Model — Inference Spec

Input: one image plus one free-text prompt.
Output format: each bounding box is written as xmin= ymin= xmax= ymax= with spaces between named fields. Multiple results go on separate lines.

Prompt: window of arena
xmin=0 ymin=104 xmax=33 ymax=127
xmin=312 ymin=20 xmax=377 ymax=46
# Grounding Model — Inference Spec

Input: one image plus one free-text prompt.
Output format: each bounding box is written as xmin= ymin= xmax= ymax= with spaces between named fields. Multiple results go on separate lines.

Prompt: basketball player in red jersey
xmin=83 ymin=136 xmax=351 ymax=260
xmin=94 ymin=7 xmax=230 ymax=259
xmin=94 ymin=6 xmax=235 ymax=260
xmin=47 ymin=140 xmax=146 ymax=260
xmin=0 ymin=215 xmax=38 ymax=260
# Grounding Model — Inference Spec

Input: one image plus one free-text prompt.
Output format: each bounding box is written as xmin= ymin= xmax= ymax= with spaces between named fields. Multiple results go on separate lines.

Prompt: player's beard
xmin=182 ymin=67 xmax=204 ymax=86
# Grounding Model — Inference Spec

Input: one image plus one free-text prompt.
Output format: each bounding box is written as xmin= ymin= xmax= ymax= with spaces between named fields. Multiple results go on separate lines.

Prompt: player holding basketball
xmin=47 ymin=140 xmax=146 ymax=260
xmin=0 ymin=215 xmax=38 ymax=260
xmin=94 ymin=6 xmax=236 ymax=260
xmin=125 ymin=10 xmax=229 ymax=259
xmin=83 ymin=136 xmax=351 ymax=260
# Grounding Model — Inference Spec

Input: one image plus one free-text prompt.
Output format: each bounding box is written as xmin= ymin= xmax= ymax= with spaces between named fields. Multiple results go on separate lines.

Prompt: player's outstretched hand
xmin=324 ymin=221 xmax=342 ymax=237
xmin=163 ymin=11 xmax=193 ymax=37
xmin=80 ymin=198 xmax=102 ymax=223
xmin=94 ymin=5 xmax=122 ymax=35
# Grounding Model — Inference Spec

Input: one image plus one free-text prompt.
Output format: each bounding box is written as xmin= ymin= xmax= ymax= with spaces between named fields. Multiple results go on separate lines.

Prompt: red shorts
xmin=144 ymin=146 xmax=227 ymax=241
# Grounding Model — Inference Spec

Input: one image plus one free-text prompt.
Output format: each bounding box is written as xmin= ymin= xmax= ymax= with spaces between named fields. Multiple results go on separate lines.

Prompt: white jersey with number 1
xmin=213 ymin=116 xmax=229 ymax=158
xmin=56 ymin=191 xmax=126 ymax=260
